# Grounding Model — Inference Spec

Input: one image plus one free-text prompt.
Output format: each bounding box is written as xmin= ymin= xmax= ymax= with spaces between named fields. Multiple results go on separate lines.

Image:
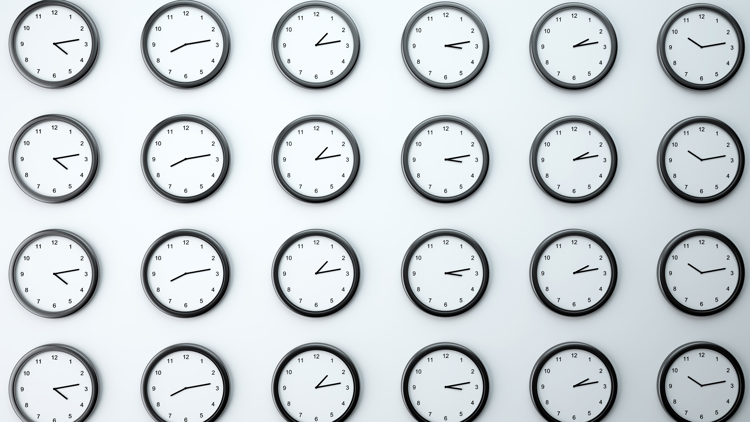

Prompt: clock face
xmin=530 ymin=343 xmax=618 ymax=422
xmin=658 ymin=4 xmax=745 ymax=90
xmin=142 ymin=0 xmax=231 ymax=88
xmin=273 ymin=343 xmax=360 ymax=422
xmin=402 ymin=343 xmax=489 ymax=422
xmin=402 ymin=229 xmax=489 ymax=317
xmin=658 ymin=229 xmax=745 ymax=316
xmin=402 ymin=116 xmax=489 ymax=203
xmin=272 ymin=2 xmax=360 ymax=88
xmin=10 ymin=229 xmax=98 ymax=318
xmin=658 ymin=117 xmax=745 ymax=203
xmin=531 ymin=116 xmax=617 ymax=203
xmin=142 ymin=115 xmax=230 ymax=203
xmin=531 ymin=3 xmax=617 ymax=89
xmin=142 ymin=229 xmax=230 ymax=318
xmin=658 ymin=342 xmax=745 ymax=422
xmin=142 ymin=344 xmax=230 ymax=422
xmin=10 ymin=114 xmax=99 ymax=203
xmin=273 ymin=230 xmax=360 ymax=317
xmin=273 ymin=115 xmax=360 ymax=203
xmin=10 ymin=0 xmax=99 ymax=88
xmin=10 ymin=345 xmax=98 ymax=422
xmin=530 ymin=229 xmax=617 ymax=316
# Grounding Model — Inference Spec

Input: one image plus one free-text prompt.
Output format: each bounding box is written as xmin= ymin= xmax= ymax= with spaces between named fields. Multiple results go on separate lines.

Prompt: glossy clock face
xmin=402 ymin=116 xmax=489 ymax=202
xmin=273 ymin=116 xmax=360 ymax=203
xmin=273 ymin=344 xmax=360 ymax=422
xmin=273 ymin=2 xmax=360 ymax=88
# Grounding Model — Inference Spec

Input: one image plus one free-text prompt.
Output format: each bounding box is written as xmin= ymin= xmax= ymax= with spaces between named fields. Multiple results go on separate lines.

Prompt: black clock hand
xmin=702 ymin=154 xmax=727 ymax=161
xmin=445 ymin=268 xmax=470 ymax=276
xmin=171 ymin=154 xmax=211 ymax=167
xmin=573 ymin=152 xmax=599 ymax=161
xmin=170 ymin=383 xmax=211 ymax=396
xmin=444 ymin=154 xmax=470 ymax=163
xmin=687 ymin=150 xmax=704 ymax=161
xmin=52 ymin=383 xmax=79 ymax=400
xmin=171 ymin=268 xmax=211 ymax=282
xmin=171 ymin=39 xmax=211 ymax=53
xmin=444 ymin=382 xmax=470 ymax=390
xmin=315 ymin=261 xmax=341 ymax=275
xmin=53 ymin=269 xmax=79 ymax=285
xmin=687 ymin=263 xmax=704 ymax=274
xmin=52 ymin=154 xmax=80 ymax=170
xmin=688 ymin=37 xmax=704 ymax=48
xmin=52 ymin=38 xmax=79 ymax=55
xmin=573 ymin=39 xmax=599 ymax=48
xmin=702 ymin=42 xmax=727 ymax=48
xmin=702 ymin=267 xmax=727 ymax=274
xmin=572 ymin=378 xmax=600 ymax=387
xmin=315 ymin=33 xmax=341 ymax=46
xmin=315 ymin=147 xmax=342 ymax=160
xmin=445 ymin=41 xmax=470 ymax=49
xmin=573 ymin=265 xmax=599 ymax=275
xmin=702 ymin=380 xmax=727 ymax=387
xmin=688 ymin=376 xmax=704 ymax=387
xmin=315 ymin=376 xmax=342 ymax=389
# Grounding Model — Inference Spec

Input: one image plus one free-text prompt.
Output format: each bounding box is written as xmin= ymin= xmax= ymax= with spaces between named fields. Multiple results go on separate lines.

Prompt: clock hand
xmin=315 ymin=33 xmax=341 ymax=46
xmin=688 ymin=37 xmax=704 ymax=48
xmin=687 ymin=150 xmax=705 ymax=161
xmin=702 ymin=154 xmax=727 ymax=161
xmin=444 ymin=382 xmax=470 ymax=390
xmin=315 ymin=147 xmax=342 ymax=160
xmin=573 ymin=152 xmax=599 ymax=161
xmin=573 ymin=39 xmax=599 ymax=48
xmin=52 ymin=38 xmax=79 ymax=55
xmin=445 ymin=268 xmax=470 ymax=276
xmin=53 ymin=269 xmax=79 ymax=285
xmin=688 ymin=376 xmax=704 ymax=387
xmin=170 ymin=39 xmax=211 ymax=53
xmin=702 ymin=380 xmax=727 ymax=387
xmin=315 ymin=376 xmax=342 ymax=389
xmin=170 ymin=268 xmax=211 ymax=282
xmin=171 ymin=154 xmax=211 ymax=167
xmin=444 ymin=154 xmax=470 ymax=163
xmin=52 ymin=154 xmax=80 ymax=170
xmin=702 ymin=41 xmax=727 ymax=48
xmin=701 ymin=267 xmax=727 ymax=274
xmin=315 ymin=261 xmax=342 ymax=275
xmin=573 ymin=265 xmax=599 ymax=275
xmin=687 ymin=263 xmax=704 ymax=274
xmin=170 ymin=383 xmax=211 ymax=396
xmin=445 ymin=41 xmax=470 ymax=49
xmin=52 ymin=383 xmax=79 ymax=400
xmin=572 ymin=378 xmax=599 ymax=387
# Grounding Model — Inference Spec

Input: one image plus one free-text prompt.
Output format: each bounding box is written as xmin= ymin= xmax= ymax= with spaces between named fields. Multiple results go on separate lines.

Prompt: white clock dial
xmin=403 ymin=343 xmax=489 ymax=422
xmin=142 ymin=230 xmax=230 ymax=318
xmin=274 ymin=344 xmax=360 ymax=422
xmin=531 ymin=3 xmax=617 ymax=89
xmin=142 ymin=344 xmax=230 ymax=422
xmin=531 ymin=117 xmax=617 ymax=202
xmin=10 ymin=345 xmax=98 ymax=422
xmin=273 ymin=2 xmax=360 ymax=88
xmin=10 ymin=0 xmax=99 ymax=88
xmin=531 ymin=230 xmax=617 ymax=316
xmin=273 ymin=116 xmax=360 ymax=203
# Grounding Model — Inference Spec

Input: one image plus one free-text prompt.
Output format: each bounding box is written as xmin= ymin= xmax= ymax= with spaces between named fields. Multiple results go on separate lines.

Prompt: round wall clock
xmin=530 ymin=229 xmax=617 ymax=317
xmin=658 ymin=229 xmax=744 ymax=317
xmin=141 ymin=229 xmax=230 ymax=318
xmin=273 ymin=343 xmax=360 ymax=422
xmin=10 ymin=344 xmax=99 ymax=422
xmin=9 ymin=229 xmax=98 ymax=318
xmin=9 ymin=114 xmax=99 ymax=203
xmin=402 ymin=343 xmax=489 ymax=422
xmin=530 ymin=342 xmax=618 ymax=422
xmin=658 ymin=4 xmax=745 ymax=90
xmin=401 ymin=229 xmax=489 ymax=317
xmin=142 ymin=343 xmax=230 ymax=422
xmin=272 ymin=1 xmax=360 ymax=89
xmin=530 ymin=116 xmax=618 ymax=203
xmin=141 ymin=0 xmax=231 ymax=88
xmin=530 ymin=2 xmax=617 ymax=89
xmin=402 ymin=2 xmax=490 ymax=89
xmin=658 ymin=342 xmax=745 ymax=422
xmin=9 ymin=0 xmax=99 ymax=88
xmin=273 ymin=229 xmax=360 ymax=317
xmin=658 ymin=117 xmax=744 ymax=203
xmin=141 ymin=115 xmax=231 ymax=203
xmin=402 ymin=116 xmax=489 ymax=203
xmin=273 ymin=115 xmax=360 ymax=203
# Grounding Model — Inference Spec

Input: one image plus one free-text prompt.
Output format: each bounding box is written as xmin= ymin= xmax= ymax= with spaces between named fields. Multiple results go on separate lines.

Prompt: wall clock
xmin=657 ymin=229 xmax=744 ymax=317
xmin=142 ymin=343 xmax=230 ymax=422
xmin=273 ymin=115 xmax=360 ymax=203
xmin=658 ymin=342 xmax=745 ymax=422
xmin=141 ymin=0 xmax=231 ymax=88
xmin=530 ymin=116 xmax=618 ymax=203
xmin=9 ymin=0 xmax=99 ymax=88
xmin=401 ymin=229 xmax=489 ymax=317
xmin=273 ymin=343 xmax=360 ymax=422
xmin=402 ymin=342 xmax=489 ymax=422
xmin=141 ymin=115 xmax=231 ymax=203
xmin=9 ymin=229 xmax=98 ymax=318
xmin=401 ymin=2 xmax=489 ymax=89
xmin=141 ymin=229 xmax=230 ymax=318
xmin=402 ymin=116 xmax=489 ymax=203
xmin=9 ymin=114 xmax=99 ymax=203
xmin=658 ymin=4 xmax=745 ymax=90
xmin=10 ymin=344 xmax=99 ymax=422
xmin=530 ymin=3 xmax=618 ymax=89
xmin=272 ymin=1 xmax=360 ymax=89
xmin=273 ymin=229 xmax=360 ymax=317
xmin=530 ymin=229 xmax=617 ymax=317
xmin=658 ymin=117 xmax=744 ymax=203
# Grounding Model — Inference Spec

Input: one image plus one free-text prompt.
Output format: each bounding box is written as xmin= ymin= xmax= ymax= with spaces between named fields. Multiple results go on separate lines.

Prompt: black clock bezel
xmin=530 ymin=116 xmax=618 ymax=203
xmin=272 ymin=343 xmax=361 ymax=422
xmin=141 ymin=114 xmax=231 ymax=203
xmin=657 ymin=4 xmax=746 ymax=91
xmin=272 ymin=1 xmax=361 ymax=89
xmin=529 ymin=2 xmax=618 ymax=90
xmin=657 ymin=229 xmax=745 ymax=316
xmin=141 ymin=343 xmax=230 ymax=422
xmin=140 ymin=0 xmax=231 ymax=89
xmin=272 ymin=229 xmax=360 ymax=317
xmin=401 ymin=342 xmax=490 ymax=422
xmin=657 ymin=116 xmax=745 ymax=203
xmin=272 ymin=115 xmax=361 ymax=203
xmin=657 ymin=341 xmax=745 ymax=422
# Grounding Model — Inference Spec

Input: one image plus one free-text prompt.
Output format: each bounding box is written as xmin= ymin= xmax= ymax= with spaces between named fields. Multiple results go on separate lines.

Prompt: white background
xmin=1 ymin=1 xmax=749 ymax=421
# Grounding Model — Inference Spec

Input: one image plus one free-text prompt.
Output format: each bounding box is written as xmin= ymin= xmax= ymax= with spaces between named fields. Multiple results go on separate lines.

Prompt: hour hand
xmin=573 ymin=265 xmax=598 ymax=275
xmin=53 ymin=268 xmax=80 ymax=285
xmin=444 ymin=154 xmax=470 ymax=163
xmin=315 ymin=261 xmax=341 ymax=275
xmin=52 ymin=154 xmax=80 ymax=170
xmin=315 ymin=147 xmax=341 ymax=161
xmin=52 ymin=383 xmax=79 ymax=400
xmin=445 ymin=268 xmax=470 ymax=276
xmin=573 ymin=39 xmax=599 ymax=48
xmin=573 ymin=378 xmax=599 ymax=388
xmin=315 ymin=33 xmax=341 ymax=46
xmin=445 ymin=41 xmax=470 ymax=49
xmin=444 ymin=381 xmax=470 ymax=390
xmin=52 ymin=38 xmax=79 ymax=55
xmin=573 ymin=152 xmax=598 ymax=161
